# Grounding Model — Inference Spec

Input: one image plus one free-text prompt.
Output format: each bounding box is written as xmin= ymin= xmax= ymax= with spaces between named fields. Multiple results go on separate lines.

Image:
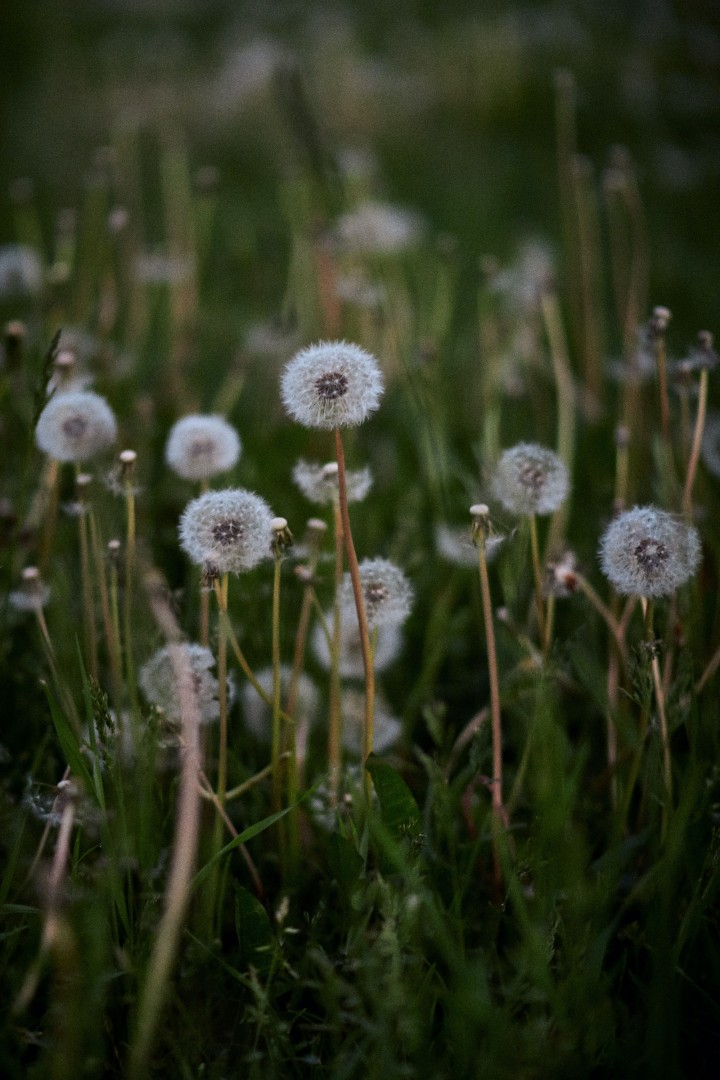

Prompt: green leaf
xmin=43 ymin=683 xmax=93 ymax=793
xmin=234 ymin=884 xmax=274 ymax=973
xmin=365 ymin=757 xmax=420 ymax=839
xmin=327 ymin=832 xmax=364 ymax=892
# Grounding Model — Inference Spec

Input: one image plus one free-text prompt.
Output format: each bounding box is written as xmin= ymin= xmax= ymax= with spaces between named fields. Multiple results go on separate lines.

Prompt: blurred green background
xmin=2 ymin=0 xmax=719 ymax=335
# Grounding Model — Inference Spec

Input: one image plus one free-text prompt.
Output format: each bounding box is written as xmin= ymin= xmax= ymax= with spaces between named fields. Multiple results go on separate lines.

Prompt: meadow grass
xmin=2 ymin=7 xmax=720 ymax=1078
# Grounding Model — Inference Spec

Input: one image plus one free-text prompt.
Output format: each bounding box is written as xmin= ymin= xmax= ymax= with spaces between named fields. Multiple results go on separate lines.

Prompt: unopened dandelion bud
xmin=165 ymin=415 xmax=241 ymax=482
xmin=599 ymin=505 xmax=701 ymax=597
xmin=650 ymin=305 xmax=672 ymax=335
xmin=470 ymin=503 xmax=491 ymax=547
xmin=293 ymin=458 xmax=371 ymax=505
xmin=107 ymin=539 xmax=121 ymax=563
xmin=307 ymin=517 xmax=327 ymax=534
xmin=119 ymin=448 xmax=137 ymax=474
xmin=4 ymin=320 xmax=26 ymax=368
xmin=10 ymin=566 xmax=51 ymax=612
xmin=271 ymin=516 xmax=293 ymax=555
xmin=75 ymin=473 xmax=93 ymax=504
xmin=281 ymin=340 xmax=383 ymax=430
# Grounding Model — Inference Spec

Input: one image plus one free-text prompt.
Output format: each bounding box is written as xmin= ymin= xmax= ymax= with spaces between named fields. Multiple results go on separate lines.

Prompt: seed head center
xmin=212 ymin=518 xmax=245 ymax=547
xmin=189 ymin=437 xmax=215 ymax=459
xmin=315 ymin=371 xmax=349 ymax=401
xmin=519 ymin=462 xmax=545 ymax=493
xmin=63 ymin=416 xmax=88 ymax=440
xmin=634 ymin=537 xmax=669 ymax=574
xmin=365 ymin=582 xmax=390 ymax=608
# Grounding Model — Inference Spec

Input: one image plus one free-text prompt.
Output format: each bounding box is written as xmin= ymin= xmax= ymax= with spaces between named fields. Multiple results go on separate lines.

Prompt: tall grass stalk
xmin=128 ymin=648 xmax=202 ymax=1078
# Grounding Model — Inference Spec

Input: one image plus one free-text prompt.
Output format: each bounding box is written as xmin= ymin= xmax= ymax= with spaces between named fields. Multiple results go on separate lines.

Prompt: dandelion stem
xmin=528 ymin=514 xmax=546 ymax=646
xmin=271 ymin=554 xmax=283 ymax=817
xmin=77 ymin=502 xmax=98 ymax=681
xmin=89 ymin=511 xmax=122 ymax=704
xmin=335 ymin=429 xmax=374 ymax=799
xmin=328 ymin=499 xmax=344 ymax=806
xmin=287 ymin=530 xmax=324 ymax=788
xmin=128 ymin=650 xmax=202 ymax=1079
xmin=123 ymin=480 xmax=139 ymax=716
xmin=682 ymin=367 xmax=708 ymax=521
xmin=641 ymin=597 xmax=673 ymax=833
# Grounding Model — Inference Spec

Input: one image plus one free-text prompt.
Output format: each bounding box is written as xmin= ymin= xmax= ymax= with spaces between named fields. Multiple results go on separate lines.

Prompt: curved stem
xmin=682 ymin=368 xmax=708 ymax=520
xmin=335 ymin=429 xmax=374 ymax=799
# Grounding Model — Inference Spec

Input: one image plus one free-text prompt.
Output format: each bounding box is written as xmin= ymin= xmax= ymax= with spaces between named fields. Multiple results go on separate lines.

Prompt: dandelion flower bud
xmin=165 ymin=414 xmax=241 ymax=482
xmin=599 ymin=506 xmax=701 ymax=597
xmin=35 ymin=390 xmax=117 ymax=462
xmin=340 ymin=557 xmax=414 ymax=630
xmin=179 ymin=488 xmax=274 ymax=574
xmin=139 ymin=643 xmax=220 ymax=726
xmin=281 ymin=340 xmax=383 ymax=430
xmin=241 ymin=666 xmax=319 ymax=743
xmin=9 ymin=566 xmax=51 ymax=612
xmin=312 ymin=611 xmax=403 ymax=677
xmin=292 ymin=458 xmax=372 ymax=505
xmin=492 ymin=443 xmax=569 ymax=516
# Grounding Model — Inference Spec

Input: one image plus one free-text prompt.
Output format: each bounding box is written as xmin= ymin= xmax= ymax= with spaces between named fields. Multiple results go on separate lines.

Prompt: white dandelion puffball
xmin=179 ymin=488 xmax=274 ymax=574
xmin=241 ymin=665 xmax=319 ymax=744
xmin=0 ymin=244 xmax=43 ymax=296
xmin=335 ymin=200 xmax=424 ymax=256
xmin=435 ymin=524 xmax=506 ymax=568
xmin=165 ymin=414 xmax=241 ymax=481
xmin=292 ymin=459 xmax=372 ymax=505
xmin=701 ymin=411 xmax=720 ymax=478
xmin=281 ymin=340 xmax=383 ymax=430
xmin=35 ymin=390 xmax=118 ymax=462
xmin=599 ymin=506 xmax=701 ymax=597
xmin=312 ymin=611 xmax=403 ymax=677
xmin=492 ymin=443 xmax=569 ymax=516
xmin=340 ymin=557 xmax=414 ymax=630
xmin=139 ymin=644 xmax=221 ymax=725
xmin=341 ymin=689 xmax=402 ymax=756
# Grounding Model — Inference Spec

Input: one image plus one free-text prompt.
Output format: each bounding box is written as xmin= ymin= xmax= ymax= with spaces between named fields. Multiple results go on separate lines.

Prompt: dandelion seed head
xmin=139 ymin=643 xmax=221 ymax=726
xmin=341 ymin=689 xmax=402 ymax=755
xmin=281 ymin=341 xmax=383 ymax=430
xmin=0 ymin=244 xmax=43 ymax=296
xmin=312 ymin=611 xmax=403 ymax=677
xmin=292 ymin=458 xmax=372 ymax=505
xmin=492 ymin=443 xmax=569 ymax=516
xmin=179 ymin=488 xmax=274 ymax=574
xmin=165 ymin=414 xmax=241 ymax=482
xmin=241 ymin=666 xmax=319 ymax=744
xmin=335 ymin=200 xmax=424 ymax=256
xmin=35 ymin=390 xmax=117 ymax=462
xmin=599 ymin=506 xmax=701 ymax=597
xmin=9 ymin=566 xmax=50 ymax=612
xmin=340 ymin=557 xmax=414 ymax=629
xmin=701 ymin=411 xmax=720 ymax=477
